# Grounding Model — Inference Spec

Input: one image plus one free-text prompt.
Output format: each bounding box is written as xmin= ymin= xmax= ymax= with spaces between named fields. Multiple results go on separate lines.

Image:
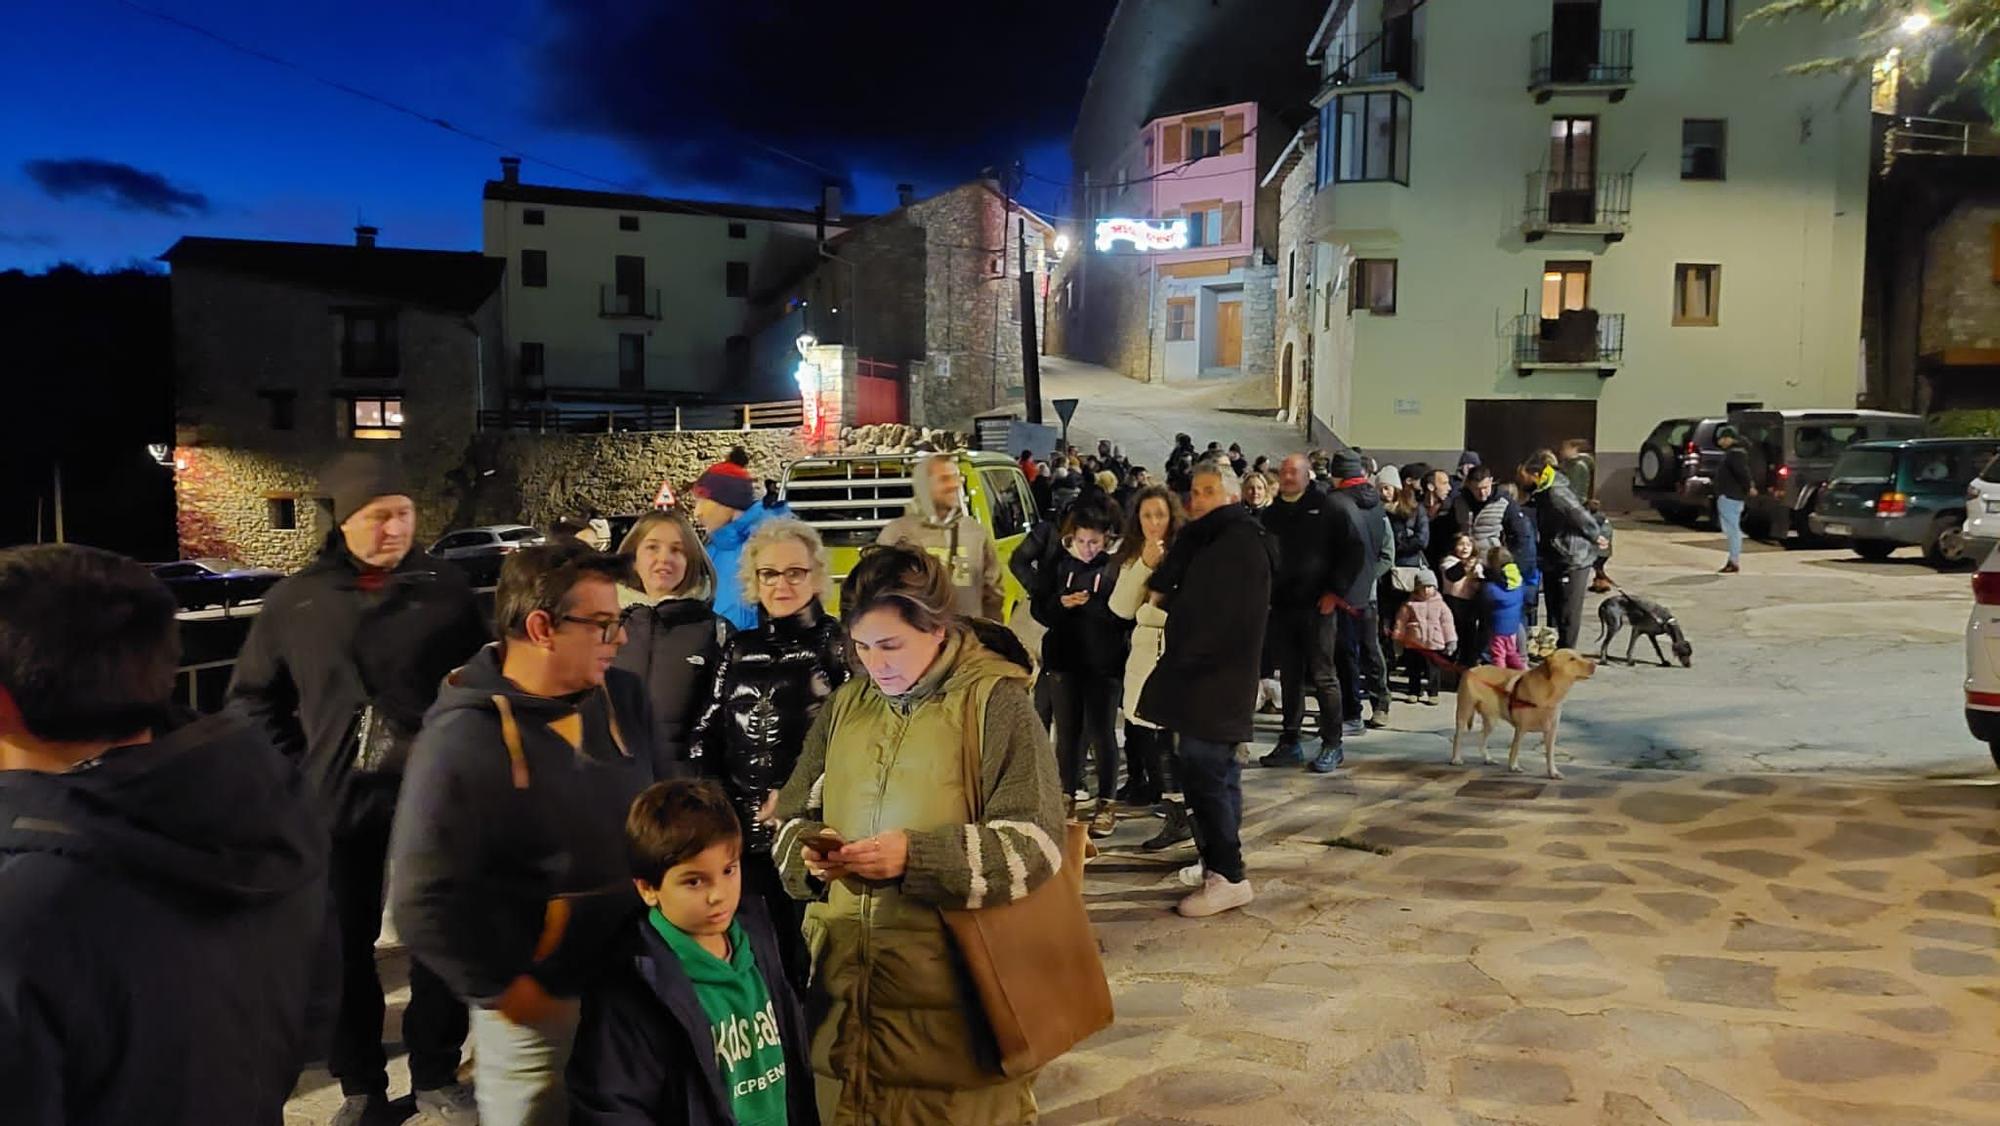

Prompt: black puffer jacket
xmin=613 ymin=594 xmax=727 ymax=778
xmin=690 ymin=601 xmax=848 ymax=851
xmin=228 ymin=534 xmax=489 ymax=824
xmin=1324 ymin=484 xmax=1384 ymax=607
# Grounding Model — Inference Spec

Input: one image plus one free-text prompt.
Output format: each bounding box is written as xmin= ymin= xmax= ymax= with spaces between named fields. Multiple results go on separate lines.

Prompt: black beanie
xmin=323 ymin=451 xmax=412 ymax=525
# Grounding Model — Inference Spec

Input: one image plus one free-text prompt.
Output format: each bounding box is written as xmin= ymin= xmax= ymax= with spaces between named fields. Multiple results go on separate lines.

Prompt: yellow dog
xmin=1449 ymin=649 xmax=1597 ymax=779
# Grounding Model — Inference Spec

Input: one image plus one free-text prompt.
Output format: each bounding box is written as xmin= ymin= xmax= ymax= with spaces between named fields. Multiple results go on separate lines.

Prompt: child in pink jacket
xmin=1393 ymin=573 xmax=1458 ymax=705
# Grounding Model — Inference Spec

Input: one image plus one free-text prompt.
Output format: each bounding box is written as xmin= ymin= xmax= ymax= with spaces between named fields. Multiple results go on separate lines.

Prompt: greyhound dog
xmin=1596 ymin=591 xmax=1693 ymax=668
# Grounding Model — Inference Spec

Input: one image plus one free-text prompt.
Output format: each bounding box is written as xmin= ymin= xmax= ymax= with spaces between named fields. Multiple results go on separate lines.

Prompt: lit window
xmin=351 ymin=397 xmax=404 ymax=439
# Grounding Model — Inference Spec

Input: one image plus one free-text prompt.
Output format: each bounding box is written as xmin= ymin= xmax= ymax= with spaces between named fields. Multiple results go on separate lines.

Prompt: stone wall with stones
xmin=1920 ymin=199 xmax=2000 ymax=355
xmin=465 ymin=429 xmax=805 ymax=532
xmin=170 ymin=265 xmax=499 ymax=571
xmin=1239 ymin=259 xmax=1279 ymax=382
xmin=1070 ymin=251 xmax=1155 ymax=382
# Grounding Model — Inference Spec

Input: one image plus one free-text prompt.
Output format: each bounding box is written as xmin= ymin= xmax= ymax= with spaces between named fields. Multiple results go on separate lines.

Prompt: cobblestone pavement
xmin=1038 ymin=757 xmax=2000 ymax=1125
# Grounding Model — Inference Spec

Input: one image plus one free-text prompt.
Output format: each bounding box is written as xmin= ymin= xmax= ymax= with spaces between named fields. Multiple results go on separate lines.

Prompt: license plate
xmin=1822 ymin=523 xmax=1851 ymax=537
xmin=1986 ymin=500 xmax=2000 ymax=514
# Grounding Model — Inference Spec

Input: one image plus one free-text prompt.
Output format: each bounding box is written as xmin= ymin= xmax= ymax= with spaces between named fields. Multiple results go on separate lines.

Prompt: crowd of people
xmin=0 ymin=428 xmax=1618 ymax=1126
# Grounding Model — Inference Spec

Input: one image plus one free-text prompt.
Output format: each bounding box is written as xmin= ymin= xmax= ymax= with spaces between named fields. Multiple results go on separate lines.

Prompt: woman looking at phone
xmin=768 ymin=545 xmax=1064 ymax=1124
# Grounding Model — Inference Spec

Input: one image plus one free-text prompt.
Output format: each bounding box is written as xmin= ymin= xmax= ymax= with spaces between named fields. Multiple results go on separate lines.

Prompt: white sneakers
xmin=1178 ymin=861 xmax=1206 ymax=887
xmin=1177 ymin=871 xmax=1254 ymax=918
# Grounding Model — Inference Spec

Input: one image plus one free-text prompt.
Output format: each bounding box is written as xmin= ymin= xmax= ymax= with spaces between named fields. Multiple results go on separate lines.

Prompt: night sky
xmin=1 ymin=0 xmax=1112 ymax=272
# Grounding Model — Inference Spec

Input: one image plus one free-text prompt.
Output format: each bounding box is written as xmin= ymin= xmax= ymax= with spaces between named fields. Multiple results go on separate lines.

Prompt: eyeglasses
xmin=755 ymin=566 xmax=815 ymax=587
xmin=558 ymin=614 xmax=626 ymax=643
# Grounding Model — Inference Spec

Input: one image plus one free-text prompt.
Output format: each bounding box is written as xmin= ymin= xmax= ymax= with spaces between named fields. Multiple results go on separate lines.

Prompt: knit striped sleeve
xmin=902 ymin=681 xmax=1066 ymax=910
xmin=770 ymin=694 xmax=835 ymax=901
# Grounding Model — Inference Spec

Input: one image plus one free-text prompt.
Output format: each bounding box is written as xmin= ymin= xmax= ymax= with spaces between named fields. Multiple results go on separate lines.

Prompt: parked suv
xmin=782 ymin=451 xmax=1037 ymax=619
xmin=1633 ymin=416 xmax=1727 ymax=523
xmin=1963 ymin=548 xmax=2000 ymax=767
xmin=1727 ymin=410 xmax=1926 ymax=540
xmin=1956 ymin=452 xmax=2000 ymax=564
xmin=1809 ymin=438 xmax=2000 ymax=567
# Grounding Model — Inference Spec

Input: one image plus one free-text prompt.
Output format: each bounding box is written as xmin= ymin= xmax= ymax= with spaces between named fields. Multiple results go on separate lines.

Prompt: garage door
xmin=1463 ymin=399 xmax=1598 ymax=483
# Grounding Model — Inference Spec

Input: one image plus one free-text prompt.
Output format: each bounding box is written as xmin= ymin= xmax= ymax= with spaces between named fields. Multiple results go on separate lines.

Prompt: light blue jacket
xmin=707 ymin=502 xmax=792 ymax=631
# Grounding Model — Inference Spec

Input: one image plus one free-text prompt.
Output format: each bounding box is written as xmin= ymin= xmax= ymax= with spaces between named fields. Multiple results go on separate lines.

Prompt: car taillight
xmin=1777 ymin=465 xmax=1792 ymax=479
xmin=1876 ymin=491 xmax=1908 ymax=517
xmin=1974 ymin=570 xmax=2000 ymax=604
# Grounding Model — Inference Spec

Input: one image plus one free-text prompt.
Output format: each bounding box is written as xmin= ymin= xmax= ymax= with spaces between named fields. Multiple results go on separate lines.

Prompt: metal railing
xmin=1529 ymin=28 xmax=1633 ymax=87
xmin=1883 ymin=115 xmax=2000 ymax=165
xmin=598 ymin=284 xmax=662 ymax=319
xmin=477 ymin=398 xmax=804 ymax=434
xmin=1522 ymin=170 xmax=1632 ymax=233
xmin=1512 ymin=311 xmax=1625 ymax=369
xmin=1321 ymin=29 xmax=1420 ymax=89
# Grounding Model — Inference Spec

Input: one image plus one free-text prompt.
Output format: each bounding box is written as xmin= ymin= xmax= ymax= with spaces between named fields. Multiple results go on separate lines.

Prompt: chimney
xmin=354 ymin=225 xmax=378 ymax=249
xmin=821 ymin=182 xmax=842 ymax=224
xmin=499 ymin=156 xmax=521 ymax=184
xmin=896 ymin=183 xmax=915 ymax=208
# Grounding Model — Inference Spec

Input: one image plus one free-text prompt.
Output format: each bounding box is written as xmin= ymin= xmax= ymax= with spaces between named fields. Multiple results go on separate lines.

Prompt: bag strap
xmin=957 ymin=680 xmax=996 ymax=823
xmin=493 ymin=694 xmax=531 ymax=790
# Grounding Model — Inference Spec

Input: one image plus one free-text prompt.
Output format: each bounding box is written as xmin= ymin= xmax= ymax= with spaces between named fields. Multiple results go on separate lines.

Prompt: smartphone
xmin=800 ymin=828 xmax=846 ymax=856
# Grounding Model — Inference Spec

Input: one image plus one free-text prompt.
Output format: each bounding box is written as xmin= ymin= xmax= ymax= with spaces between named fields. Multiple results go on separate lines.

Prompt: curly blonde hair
xmin=739 ymin=518 xmax=830 ymax=607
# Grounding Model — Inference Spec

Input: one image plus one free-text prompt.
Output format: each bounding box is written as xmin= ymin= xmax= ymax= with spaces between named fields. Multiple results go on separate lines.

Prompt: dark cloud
xmin=533 ymin=0 xmax=1116 ymax=199
xmin=23 ymin=158 xmax=211 ymax=217
xmin=0 ymin=231 xmax=59 ymax=248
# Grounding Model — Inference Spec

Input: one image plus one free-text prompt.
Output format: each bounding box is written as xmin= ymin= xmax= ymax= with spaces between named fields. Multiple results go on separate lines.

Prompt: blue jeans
xmin=1177 ymin=735 xmax=1245 ymax=883
xmin=1717 ymin=496 xmax=1745 ymax=564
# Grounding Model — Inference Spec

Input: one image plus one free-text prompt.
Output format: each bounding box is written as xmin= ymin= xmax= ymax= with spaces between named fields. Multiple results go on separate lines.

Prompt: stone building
xmin=1265 ymin=121 xmax=1321 ymax=432
xmin=165 ymin=230 xmax=507 ymax=570
xmin=774 ymin=179 xmax=1055 ymax=433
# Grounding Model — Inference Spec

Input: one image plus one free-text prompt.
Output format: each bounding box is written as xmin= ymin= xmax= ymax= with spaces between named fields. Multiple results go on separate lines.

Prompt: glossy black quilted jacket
xmin=690 ymin=600 xmax=849 ymax=851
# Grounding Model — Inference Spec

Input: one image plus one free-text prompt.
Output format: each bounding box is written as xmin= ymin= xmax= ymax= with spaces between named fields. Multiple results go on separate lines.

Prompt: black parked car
xmin=1632 ymin=416 xmax=1727 ymax=524
xmin=148 ymin=558 xmax=284 ymax=611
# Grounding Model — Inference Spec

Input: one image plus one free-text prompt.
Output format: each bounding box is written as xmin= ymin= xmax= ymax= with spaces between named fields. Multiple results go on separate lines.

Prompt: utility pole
xmin=1018 ymin=217 xmax=1043 ymax=424
xmin=52 ymin=460 xmax=65 ymax=544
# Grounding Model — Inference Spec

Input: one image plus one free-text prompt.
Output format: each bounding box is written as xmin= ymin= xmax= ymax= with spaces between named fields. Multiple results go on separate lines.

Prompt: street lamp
xmin=1900 ymin=10 xmax=1932 ymax=34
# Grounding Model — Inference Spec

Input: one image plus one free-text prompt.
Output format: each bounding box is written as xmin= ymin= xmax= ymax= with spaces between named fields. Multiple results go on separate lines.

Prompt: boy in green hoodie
xmin=568 ymin=779 xmax=818 ymax=1125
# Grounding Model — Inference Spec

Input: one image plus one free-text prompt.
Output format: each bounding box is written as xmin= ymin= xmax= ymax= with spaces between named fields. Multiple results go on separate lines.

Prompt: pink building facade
xmin=1080 ymin=100 xmax=1276 ymax=383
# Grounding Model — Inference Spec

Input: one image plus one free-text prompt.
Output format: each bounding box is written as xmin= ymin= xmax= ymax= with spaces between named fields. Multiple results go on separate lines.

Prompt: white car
xmin=1960 ymin=452 xmax=2000 ymax=564
xmin=1962 ymin=548 xmax=2000 ymax=768
xmin=429 ymin=524 xmax=545 ymax=560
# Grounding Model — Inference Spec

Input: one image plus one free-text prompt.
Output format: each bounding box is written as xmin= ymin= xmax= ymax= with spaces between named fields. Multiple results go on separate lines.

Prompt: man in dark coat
xmin=1258 ymin=454 xmax=1355 ymax=773
xmin=0 ymin=545 xmax=327 ymax=1126
xmin=229 ymin=451 xmax=489 ymax=1126
xmin=1140 ymin=462 xmax=1274 ymax=919
xmin=1525 ymin=454 xmax=1607 ymax=650
xmin=1325 ymin=449 xmax=1389 ymax=730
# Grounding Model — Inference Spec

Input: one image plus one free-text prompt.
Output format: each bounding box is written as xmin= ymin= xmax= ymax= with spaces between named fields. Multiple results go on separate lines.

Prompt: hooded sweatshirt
xmin=389 ymin=645 xmax=657 ymax=1004
xmin=652 ymin=912 xmax=790 ymax=1125
xmin=0 ymin=712 xmax=328 ymax=1126
xmin=876 ymin=498 xmax=1005 ymax=622
xmin=1039 ymin=546 xmax=1129 ymax=678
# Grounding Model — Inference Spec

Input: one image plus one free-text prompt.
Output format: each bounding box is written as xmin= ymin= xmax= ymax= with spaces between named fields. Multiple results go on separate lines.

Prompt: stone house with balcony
xmin=1303 ymin=0 xmax=1870 ymax=505
xmin=163 ymin=229 xmax=506 ymax=570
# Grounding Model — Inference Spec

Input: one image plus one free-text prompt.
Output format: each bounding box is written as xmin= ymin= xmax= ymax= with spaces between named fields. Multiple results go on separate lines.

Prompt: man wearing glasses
xmin=390 ymin=543 xmax=657 ymax=1126
xmin=229 ymin=451 xmax=489 ymax=1126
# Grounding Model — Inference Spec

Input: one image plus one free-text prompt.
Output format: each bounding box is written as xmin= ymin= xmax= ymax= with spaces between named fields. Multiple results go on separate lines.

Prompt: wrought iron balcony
xmin=598 ymin=284 xmax=661 ymax=319
xmin=1512 ymin=311 xmax=1623 ymax=377
xmin=1528 ymin=29 xmax=1634 ymax=102
xmin=1320 ymin=29 xmax=1420 ymax=92
xmin=1522 ymin=171 xmax=1632 ymax=242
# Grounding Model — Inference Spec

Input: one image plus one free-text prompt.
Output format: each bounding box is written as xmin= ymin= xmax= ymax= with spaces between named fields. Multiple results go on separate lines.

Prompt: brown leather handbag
xmin=941 ymin=686 xmax=1114 ymax=1077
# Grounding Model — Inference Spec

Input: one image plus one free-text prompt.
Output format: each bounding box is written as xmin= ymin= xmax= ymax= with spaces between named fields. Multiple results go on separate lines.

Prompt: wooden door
xmin=1463 ymin=399 xmax=1598 ymax=486
xmin=1214 ymin=300 xmax=1243 ymax=368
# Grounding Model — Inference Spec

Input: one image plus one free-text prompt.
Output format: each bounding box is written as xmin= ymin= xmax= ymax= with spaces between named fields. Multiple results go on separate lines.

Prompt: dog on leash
xmin=1596 ymin=591 xmax=1693 ymax=668
xmin=1449 ymin=649 xmax=1597 ymax=779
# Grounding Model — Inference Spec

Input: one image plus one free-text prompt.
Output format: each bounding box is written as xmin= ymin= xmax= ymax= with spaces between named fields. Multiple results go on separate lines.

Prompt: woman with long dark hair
xmin=1109 ymin=485 xmax=1187 ymax=824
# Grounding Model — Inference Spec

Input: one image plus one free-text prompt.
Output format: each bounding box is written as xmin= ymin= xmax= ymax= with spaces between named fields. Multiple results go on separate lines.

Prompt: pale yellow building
xmin=1304 ymin=0 xmax=1869 ymax=505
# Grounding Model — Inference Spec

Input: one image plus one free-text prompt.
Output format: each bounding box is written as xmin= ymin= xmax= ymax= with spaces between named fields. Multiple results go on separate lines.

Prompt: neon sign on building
xmin=1094 ymin=217 xmax=1189 ymax=253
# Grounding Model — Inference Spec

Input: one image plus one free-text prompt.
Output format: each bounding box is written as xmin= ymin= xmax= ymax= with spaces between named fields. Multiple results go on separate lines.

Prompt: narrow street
xmin=1037 ymin=356 xmax=1301 ymax=468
